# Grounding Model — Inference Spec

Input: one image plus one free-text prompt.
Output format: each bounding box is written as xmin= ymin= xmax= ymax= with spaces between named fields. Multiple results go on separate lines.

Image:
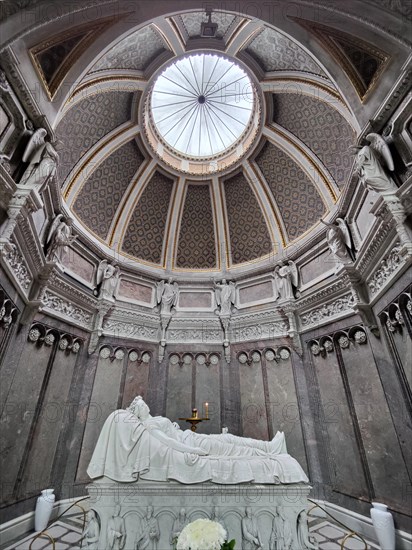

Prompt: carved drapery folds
xmin=27 ymin=321 xmax=82 ymax=353
xmin=308 ymin=326 xmax=367 ymax=357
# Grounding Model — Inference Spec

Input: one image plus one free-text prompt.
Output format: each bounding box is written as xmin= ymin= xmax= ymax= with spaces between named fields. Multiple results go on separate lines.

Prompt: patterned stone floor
xmin=2 ymin=508 xmax=378 ymax=549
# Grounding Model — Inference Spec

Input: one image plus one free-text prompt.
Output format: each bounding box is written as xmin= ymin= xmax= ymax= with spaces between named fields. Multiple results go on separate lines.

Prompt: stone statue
xmin=170 ymin=508 xmax=188 ymax=546
xmin=322 ymin=218 xmax=355 ymax=267
xmin=107 ymin=505 xmax=126 ymax=550
xmin=269 ymin=507 xmax=283 ymax=550
xmin=19 ymin=128 xmax=58 ymax=191
xmin=211 ymin=506 xmax=227 ymax=537
xmin=241 ymin=507 xmax=263 ymax=550
xmin=297 ymin=510 xmax=318 ymax=549
xmin=87 ymin=396 xmax=309 ymax=485
xmin=135 ymin=505 xmax=160 ymax=550
xmin=46 ymin=215 xmax=76 ymax=262
xmin=80 ymin=509 xmax=100 ymax=549
xmin=352 ymin=133 xmax=398 ymax=195
xmin=214 ymin=279 xmax=236 ymax=315
xmin=156 ymin=278 xmax=179 ymax=315
xmin=95 ymin=260 xmax=119 ymax=300
xmin=273 ymin=261 xmax=299 ymax=301
xmin=279 ymin=508 xmax=293 ymax=550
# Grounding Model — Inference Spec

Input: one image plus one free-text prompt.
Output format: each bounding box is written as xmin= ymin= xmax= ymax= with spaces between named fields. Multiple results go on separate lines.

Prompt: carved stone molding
xmin=0 ymin=285 xmax=19 ymax=328
xmin=169 ymin=352 xmax=221 ymax=367
xmin=296 ymin=280 xmax=348 ymax=311
xmin=3 ymin=241 xmax=32 ymax=292
xmin=232 ymin=321 xmax=288 ymax=343
xmin=41 ymin=290 xmax=92 ymax=328
xmin=356 ymin=220 xmax=394 ymax=276
xmin=367 ymin=243 xmax=404 ymax=296
xmin=102 ymin=319 xmax=158 ymax=341
xmin=300 ymin=293 xmax=355 ymax=329
xmin=309 ymin=325 xmax=367 ymax=357
xmin=237 ymin=346 xmax=291 ymax=365
xmin=98 ymin=344 xmax=152 ymax=363
xmin=27 ymin=321 xmax=82 ymax=353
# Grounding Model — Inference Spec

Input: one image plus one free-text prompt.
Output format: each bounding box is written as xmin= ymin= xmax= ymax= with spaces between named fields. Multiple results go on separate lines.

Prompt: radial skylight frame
xmin=150 ymin=53 xmax=255 ymax=159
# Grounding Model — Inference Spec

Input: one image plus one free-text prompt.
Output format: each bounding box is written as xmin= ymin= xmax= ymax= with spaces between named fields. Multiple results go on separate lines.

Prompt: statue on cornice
xmin=322 ymin=218 xmax=355 ymax=268
xmin=95 ymin=260 xmax=119 ymax=300
xmin=19 ymin=128 xmax=58 ymax=192
xmin=214 ymin=279 xmax=236 ymax=315
xmin=352 ymin=133 xmax=398 ymax=195
xmin=45 ymin=215 xmax=76 ymax=262
xmin=156 ymin=278 xmax=179 ymax=315
xmin=273 ymin=261 xmax=299 ymax=301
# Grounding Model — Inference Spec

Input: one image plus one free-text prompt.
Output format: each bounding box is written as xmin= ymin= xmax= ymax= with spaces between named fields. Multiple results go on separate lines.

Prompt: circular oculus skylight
xmin=150 ymin=53 xmax=254 ymax=158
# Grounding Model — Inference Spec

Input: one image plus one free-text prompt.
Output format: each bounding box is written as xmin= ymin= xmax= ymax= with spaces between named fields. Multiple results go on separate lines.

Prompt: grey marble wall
xmin=1 ymin=277 xmax=411 ymax=535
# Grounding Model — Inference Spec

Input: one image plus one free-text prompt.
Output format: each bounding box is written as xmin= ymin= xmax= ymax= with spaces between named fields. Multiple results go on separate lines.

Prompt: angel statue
xmin=214 ymin=279 xmax=236 ymax=315
xmin=156 ymin=278 xmax=179 ymax=315
xmin=94 ymin=260 xmax=119 ymax=300
xmin=45 ymin=215 xmax=76 ymax=262
xmin=322 ymin=218 xmax=355 ymax=268
xmin=273 ymin=261 xmax=299 ymax=301
xmin=19 ymin=128 xmax=58 ymax=191
xmin=352 ymin=133 xmax=398 ymax=195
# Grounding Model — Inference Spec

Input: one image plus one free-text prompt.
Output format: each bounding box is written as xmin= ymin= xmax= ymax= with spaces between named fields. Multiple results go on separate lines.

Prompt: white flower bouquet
xmin=176 ymin=518 xmax=235 ymax=550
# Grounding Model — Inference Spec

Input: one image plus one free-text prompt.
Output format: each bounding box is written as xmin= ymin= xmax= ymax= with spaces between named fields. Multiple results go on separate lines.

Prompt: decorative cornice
xmin=49 ymin=272 xmax=98 ymax=309
xmin=41 ymin=290 xmax=92 ymax=328
xmin=367 ymin=242 xmax=404 ymax=296
xmin=356 ymin=220 xmax=394 ymax=276
xmin=3 ymin=241 xmax=32 ymax=292
xmin=300 ymin=293 xmax=355 ymax=328
xmin=297 ymin=279 xmax=348 ymax=311
xmin=102 ymin=318 xmax=158 ymax=341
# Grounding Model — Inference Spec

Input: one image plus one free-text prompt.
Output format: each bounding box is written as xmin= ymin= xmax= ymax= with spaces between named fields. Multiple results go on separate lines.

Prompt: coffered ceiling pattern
xmin=21 ymin=6 xmax=399 ymax=275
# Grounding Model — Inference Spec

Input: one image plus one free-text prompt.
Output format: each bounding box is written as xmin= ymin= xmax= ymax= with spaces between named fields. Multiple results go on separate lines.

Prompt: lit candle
xmin=205 ymin=402 xmax=209 ymax=419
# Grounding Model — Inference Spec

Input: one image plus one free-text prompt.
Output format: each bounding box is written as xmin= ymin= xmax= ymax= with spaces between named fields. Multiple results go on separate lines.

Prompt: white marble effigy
xmin=84 ymin=397 xmax=317 ymax=549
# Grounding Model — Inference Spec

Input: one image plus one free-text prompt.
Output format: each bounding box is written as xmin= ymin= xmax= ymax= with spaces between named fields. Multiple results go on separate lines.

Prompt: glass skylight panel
xmin=151 ymin=53 xmax=254 ymax=158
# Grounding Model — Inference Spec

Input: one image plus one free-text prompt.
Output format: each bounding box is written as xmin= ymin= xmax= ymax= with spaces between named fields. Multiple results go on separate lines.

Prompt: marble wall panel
xmin=118 ymin=279 xmax=153 ymax=304
xmin=0 ymin=343 xmax=52 ymax=501
xmin=386 ymin=327 xmax=412 ymax=393
xmin=265 ymin=357 xmax=307 ymax=472
xmin=194 ymin=361 xmax=220 ymax=434
xmin=121 ymin=357 xmax=150 ymax=409
xmin=239 ymin=359 xmax=269 ymax=440
xmin=340 ymin=343 xmax=409 ymax=512
xmin=311 ymin=351 xmax=369 ymax=498
xmin=166 ymin=359 xmax=193 ymax=424
xmin=300 ymin=249 xmax=332 ymax=285
xmin=179 ymin=292 xmax=212 ymax=309
xmin=238 ymin=281 xmax=273 ymax=304
xmin=60 ymin=248 xmax=95 ymax=284
xmin=355 ymin=190 xmax=379 ymax=239
xmin=19 ymin=349 xmax=77 ymax=496
xmin=76 ymin=353 xmax=124 ymax=481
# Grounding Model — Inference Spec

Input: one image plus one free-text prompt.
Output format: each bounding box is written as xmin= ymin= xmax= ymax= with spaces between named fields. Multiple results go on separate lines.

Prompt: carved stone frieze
xmin=48 ymin=272 xmax=98 ymax=309
xmin=41 ymin=290 xmax=92 ymax=327
xmin=356 ymin=220 xmax=394 ymax=276
xmin=167 ymin=328 xmax=222 ymax=343
xmin=4 ymin=242 xmax=32 ymax=291
xmin=103 ymin=319 xmax=158 ymax=341
xmin=367 ymin=243 xmax=404 ymax=296
xmin=300 ymin=293 xmax=355 ymax=328
xmin=232 ymin=321 xmax=288 ymax=342
xmin=296 ymin=280 xmax=347 ymax=311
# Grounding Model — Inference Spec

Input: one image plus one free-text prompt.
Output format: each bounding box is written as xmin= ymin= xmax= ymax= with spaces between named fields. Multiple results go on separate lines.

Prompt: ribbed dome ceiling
xmin=54 ymin=10 xmax=361 ymax=275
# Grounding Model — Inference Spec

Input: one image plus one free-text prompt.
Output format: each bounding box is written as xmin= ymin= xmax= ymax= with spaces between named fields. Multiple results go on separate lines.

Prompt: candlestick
xmin=192 ymin=408 xmax=198 ymax=419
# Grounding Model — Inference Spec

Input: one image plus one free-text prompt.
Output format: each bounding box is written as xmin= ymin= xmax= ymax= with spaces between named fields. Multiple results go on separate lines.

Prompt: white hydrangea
xmin=176 ymin=518 xmax=227 ymax=550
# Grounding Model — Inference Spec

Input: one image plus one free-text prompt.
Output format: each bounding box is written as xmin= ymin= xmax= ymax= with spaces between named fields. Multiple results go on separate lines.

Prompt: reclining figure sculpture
xmin=87 ymin=396 xmax=308 ymax=485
